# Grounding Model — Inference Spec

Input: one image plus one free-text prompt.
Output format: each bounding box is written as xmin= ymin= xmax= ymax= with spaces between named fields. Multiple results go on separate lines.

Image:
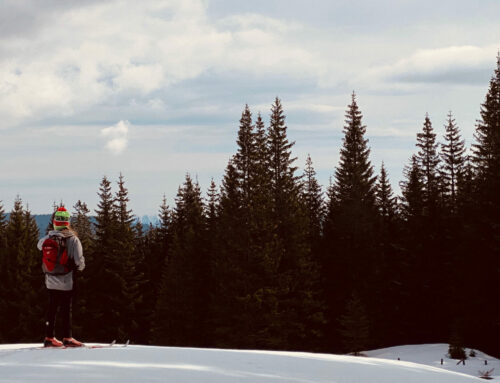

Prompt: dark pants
xmin=45 ymin=289 xmax=73 ymax=338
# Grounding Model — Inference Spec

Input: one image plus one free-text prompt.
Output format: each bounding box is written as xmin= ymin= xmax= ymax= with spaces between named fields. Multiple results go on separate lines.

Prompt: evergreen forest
xmin=1 ymin=56 xmax=499 ymax=358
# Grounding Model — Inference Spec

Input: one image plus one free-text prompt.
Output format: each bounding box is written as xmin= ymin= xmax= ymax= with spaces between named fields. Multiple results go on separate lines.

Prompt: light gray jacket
xmin=37 ymin=230 xmax=85 ymax=291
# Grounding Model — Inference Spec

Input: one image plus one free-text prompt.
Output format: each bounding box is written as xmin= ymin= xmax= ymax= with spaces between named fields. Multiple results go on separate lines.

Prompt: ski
xmin=84 ymin=340 xmax=116 ymax=349
xmin=25 ymin=339 xmax=127 ymax=351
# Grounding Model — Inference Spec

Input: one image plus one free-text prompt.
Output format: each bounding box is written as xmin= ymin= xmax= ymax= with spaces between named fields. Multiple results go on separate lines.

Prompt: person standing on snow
xmin=37 ymin=206 xmax=85 ymax=347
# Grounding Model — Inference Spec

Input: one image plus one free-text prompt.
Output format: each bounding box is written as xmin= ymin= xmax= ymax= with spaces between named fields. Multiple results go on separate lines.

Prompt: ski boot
xmin=44 ymin=337 xmax=64 ymax=347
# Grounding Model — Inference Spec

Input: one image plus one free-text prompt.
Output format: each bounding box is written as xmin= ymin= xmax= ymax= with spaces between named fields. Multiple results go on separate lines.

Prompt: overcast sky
xmin=0 ymin=0 xmax=499 ymax=215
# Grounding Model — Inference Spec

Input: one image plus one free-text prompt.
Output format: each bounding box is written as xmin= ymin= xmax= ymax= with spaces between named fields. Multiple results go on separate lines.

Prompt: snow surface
xmin=0 ymin=343 xmax=496 ymax=382
xmin=366 ymin=343 xmax=498 ymax=380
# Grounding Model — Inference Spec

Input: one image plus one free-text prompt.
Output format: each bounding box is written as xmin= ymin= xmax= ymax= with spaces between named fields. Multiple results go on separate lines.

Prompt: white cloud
xmin=101 ymin=120 xmax=130 ymax=155
xmin=0 ymin=0 xmax=328 ymax=128
xmin=363 ymin=45 xmax=499 ymax=86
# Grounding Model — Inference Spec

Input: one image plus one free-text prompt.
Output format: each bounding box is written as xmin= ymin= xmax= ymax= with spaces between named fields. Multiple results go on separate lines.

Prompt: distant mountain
xmin=6 ymin=214 xmax=159 ymax=238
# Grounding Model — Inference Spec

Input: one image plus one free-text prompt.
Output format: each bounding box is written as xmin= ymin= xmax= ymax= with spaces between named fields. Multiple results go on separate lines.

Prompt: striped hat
xmin=53 ymin=207 xmax=70 ymax=230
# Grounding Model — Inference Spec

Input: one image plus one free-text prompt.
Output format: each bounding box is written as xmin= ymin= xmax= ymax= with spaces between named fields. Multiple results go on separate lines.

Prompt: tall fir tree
xmin=86 ymin=176 xmax=123 ymax=341
xmin=440 ymin=112 xmax=466 ymax=213
xmin=468 ymin=54 xmax=500 ymax=354
xmin=323 ymin=92 xmax=377 ymax=352
xmin=152 ymin=175 xmax=209 ymax=346
xmin=301 ymin=154 xmax=324 ymax=249
xmin=265 ymin=98 xmax=323 ymax=350
xmin=376 ymin=163 xmax=398 ymax=226
xmin=373 ymin=163 xmax=404 ymax=345
xmin=70 ymin=200 xmax=94 ymax=339
xmin=114 ymin=173 xmax=143 ymax=341
xmin=1 ymin=197 xmax=41 ymax=341
xmin=416 ymin=114 xmax=441 ymax=220
xmin=0 ymin=201 xmax=7 ymax=342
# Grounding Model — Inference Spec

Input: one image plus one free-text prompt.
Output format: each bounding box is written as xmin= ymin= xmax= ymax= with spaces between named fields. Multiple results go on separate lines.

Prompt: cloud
xmin=365 ymin=45 xmax=499 ymax=86
xmin=101 ymin=120 xmax=130 ymax=155
xmin=0 ymin=0 xmax=328 ymax=128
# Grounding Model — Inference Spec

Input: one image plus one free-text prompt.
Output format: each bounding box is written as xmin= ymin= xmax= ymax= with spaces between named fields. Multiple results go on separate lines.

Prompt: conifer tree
xmin=374 ymin=163 xmax=403 ymax=346
xmin=114 ymin=173 xmax=143 ymax=341
xmin=265 ymin=98 xmax=323 ymax=350
xmin=339 ymin=292 xmax=370 ymax=355
xmin=323 ymin=93 xmax=377 ymax=351
xmin=469 ymin=54 xmax=500 ymax=352
xmin=71 ymin=200 xmax=93 ymax=247
xmin=213 ymin=107 xmax=268 ymax=349
xmin=149 ymin=195 xmax=171 ymax=303
xmin=86 ymin=176 xmax=122 ymax=341
xmin=0 ymin=201 xmax=7 ymax=342
xmin=211 ymin=160 xmax=251 ymax=347
xmin=301 ymin=154 xmax=324 ymax=248
xmin=440 ymin=112 xmax=466 ymax=213
xmin=70 ymin=200 xmax=94 ymax=338
xmin=21 ymin=206 xmax=43 ymax=340
xmin=473 ymin=53 xmax=500 ymax=186
xmin=234 ymin=105 xmax=255 ymax=202
xmin=2 ymin=197 xmax=41 ymax=341
xmin=416 ymin=114 xmax=440 ymax=218
xmin=153 ymin=175 xmax=208 ymax=346
xmin=400 ymin=156 xmax=424 ymax=225
xmin=144 ymin=196 xmax=172 ymax=344
xmin=376 ymin=163 xmax=398 ymax=224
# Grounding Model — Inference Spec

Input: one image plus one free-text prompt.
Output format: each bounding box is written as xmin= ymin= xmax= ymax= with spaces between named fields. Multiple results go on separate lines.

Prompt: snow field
xmin=0 ymin=343 xmax=496 ymax=382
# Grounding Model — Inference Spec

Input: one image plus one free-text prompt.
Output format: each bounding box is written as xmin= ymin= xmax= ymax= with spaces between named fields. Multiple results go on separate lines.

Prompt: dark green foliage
xmin=400 ymin=155 xmax=424 ymax=226
xmin=0 ymin=197 xmax=42 ymax=342
xmin=302 ymin=154 xmax=324 ymax=247
xmin=440 ymin=112 xmax=466 ymax=212
xmin=416 ymin=114 xmax=441 ymax=220
xmin=70 ymin=200 xmax=94 ymax=340
xmin=339 ymin=292 xmax=370 ymax=355
xmin=2 ymin=57 xmax=500 ymax=357
xmin=152 ymin=175 xmax=209 ymax=346
xmin=376 ymin=163 xmax=398 ymax=225
xmin=114 ymin=174 xmax=143 ymax=341
xmin=323 ymin=92 xmax=377 ymax=351
xmin=85 ymin=176 xmax=124 ymax=341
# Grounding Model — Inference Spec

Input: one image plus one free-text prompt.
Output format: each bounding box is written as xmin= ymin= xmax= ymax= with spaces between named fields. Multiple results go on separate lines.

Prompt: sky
xmin=0 ymin=0 xmax=499 ymax=215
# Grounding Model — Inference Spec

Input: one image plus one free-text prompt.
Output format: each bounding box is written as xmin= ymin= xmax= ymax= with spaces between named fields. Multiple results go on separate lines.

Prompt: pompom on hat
xmin=53 ymin=207 xmax=70 ymax=230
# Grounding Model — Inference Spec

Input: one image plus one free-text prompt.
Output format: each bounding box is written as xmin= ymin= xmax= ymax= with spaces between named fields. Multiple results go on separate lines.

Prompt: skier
xmin=37 ymin=207 xmax=85 ymax=347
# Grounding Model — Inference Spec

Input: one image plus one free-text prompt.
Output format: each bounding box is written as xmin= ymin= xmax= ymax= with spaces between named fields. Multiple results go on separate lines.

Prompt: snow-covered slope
xmin=366 ymin=343 xmax=498 ymax=380
xmin=0 ymin=343 xmax=494 ymax=382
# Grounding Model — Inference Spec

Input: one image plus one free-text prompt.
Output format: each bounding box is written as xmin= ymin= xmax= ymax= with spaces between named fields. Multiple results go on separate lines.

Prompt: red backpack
xmin=41 ymin=235 xmax=70 ymax=275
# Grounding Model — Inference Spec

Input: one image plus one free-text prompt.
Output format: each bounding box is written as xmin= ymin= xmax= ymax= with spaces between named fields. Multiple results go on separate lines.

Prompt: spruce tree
xmin=265 ymin=98 xmax=323 ymax=350
xmin=376 ymin=163 xmax=398 ymax=225
xmin=374 ymin=163 xmax=403 ymax=346
xmin=339 ymin=292 xmax=370 ymax=355
xmin=114 ymin=173 xmax=142 ymax=341
xmin=400 ymin=156 xmax=424 ymax=226
xmin=323 ymin=93 xmax=377 ymax=351
xmin=2 ymin=197 xmax=41 ymax=341
xmin=211 ymin=160 xmax=251 ymax=347
xmin=144 ymin=196 xmax=172 ymax=344
xmin=469 ymin=54 xmax=500 ymax=353
xmin=233 ymin=104 xmax=255 ymax=203
xmin=86 ymin=176 xmax=122 ymax=341
xmin=440 ymin=112 xmax=466 ymax=213
xmin=301 ymin=154 xmax=324 ymax=248
xmin=416 ymin=114 xmax=440 ymax=219
xmin=0 ymin=201 xmax=7 ymax=342
xmin=70 ymin=200 xmax=94 ymax=338
xmin=153 ymin=175 xmax=208 ymax=346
